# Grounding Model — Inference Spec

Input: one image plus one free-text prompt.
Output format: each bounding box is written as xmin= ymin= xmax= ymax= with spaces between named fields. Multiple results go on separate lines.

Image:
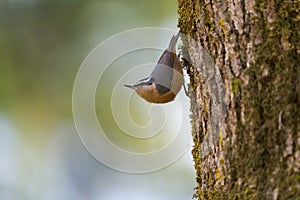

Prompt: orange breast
xmin=137 ymin=87 xmax=176 ymax=103
xmin=136 ymin=53 xmax=184 ymax=103
xmin=136 ymin=74 xmax=183 ymax=103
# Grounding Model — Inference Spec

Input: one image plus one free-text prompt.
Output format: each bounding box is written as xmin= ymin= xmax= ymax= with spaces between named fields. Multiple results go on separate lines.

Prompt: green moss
xmin=219 ymin=158 xmax=224 ymax=165
xmin=177 ymin=0 xmax=200 ymax=34
xmin=219 ymin=131 xmax=223 ymax=146
xmin=219 ymin=18 xmax=224 ymax=27
xmin=179 ymin=0 xmax=299 ymax=199
xmin=230 ymin=79 xmax=241 ymax=96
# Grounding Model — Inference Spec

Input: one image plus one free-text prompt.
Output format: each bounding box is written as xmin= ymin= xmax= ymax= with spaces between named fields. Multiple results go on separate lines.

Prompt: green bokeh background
xmin=0 ymin=0 xmax=195 ymax=199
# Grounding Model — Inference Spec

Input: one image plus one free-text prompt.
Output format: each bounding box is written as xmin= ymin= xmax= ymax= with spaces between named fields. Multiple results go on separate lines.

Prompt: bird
xmin=124 ymin=32 xmax=184 ymax=103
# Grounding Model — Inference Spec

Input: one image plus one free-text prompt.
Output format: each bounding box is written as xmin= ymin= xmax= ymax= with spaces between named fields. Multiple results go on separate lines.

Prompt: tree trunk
xmin=178 ymin=0 xmax=300 ymax=199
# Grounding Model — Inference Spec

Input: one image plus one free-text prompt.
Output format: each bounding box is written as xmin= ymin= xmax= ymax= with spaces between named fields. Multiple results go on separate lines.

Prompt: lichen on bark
xmin=178 ymin=0 xmax=300 ymax=199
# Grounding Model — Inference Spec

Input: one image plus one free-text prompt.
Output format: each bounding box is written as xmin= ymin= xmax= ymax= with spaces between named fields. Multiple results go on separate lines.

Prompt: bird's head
xmin=124 ymin=76 xmax=176 ymax=103
xmin=124 ymin=77 xmax=155 ymax=98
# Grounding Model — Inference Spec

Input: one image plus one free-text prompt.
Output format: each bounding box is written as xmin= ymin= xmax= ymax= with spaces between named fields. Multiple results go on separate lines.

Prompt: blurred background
xmin=0 ymin=0 xmax=195 ymax=199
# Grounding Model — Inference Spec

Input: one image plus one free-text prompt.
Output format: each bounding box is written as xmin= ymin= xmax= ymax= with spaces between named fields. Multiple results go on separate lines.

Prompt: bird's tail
xmin=167 ymin=32 xmax=180 ymax=53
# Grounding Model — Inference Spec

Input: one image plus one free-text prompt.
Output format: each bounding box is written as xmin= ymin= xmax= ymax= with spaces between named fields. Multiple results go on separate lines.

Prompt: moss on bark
xmin=178 ymin=0 xmax=300 ymax=199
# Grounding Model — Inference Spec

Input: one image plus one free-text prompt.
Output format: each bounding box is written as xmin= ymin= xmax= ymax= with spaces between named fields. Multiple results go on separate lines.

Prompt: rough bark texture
xmin=178 ymin=0 xmax=300 ymax=199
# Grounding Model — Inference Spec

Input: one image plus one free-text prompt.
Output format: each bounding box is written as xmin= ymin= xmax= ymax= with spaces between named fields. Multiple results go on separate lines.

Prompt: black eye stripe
xmin=137 ymin=76 xmax=151 ymax=82
xmin=135 ymin=76 xmax=154 ymax=86
xmin=135 ymin=81 xmax=152 ymax=87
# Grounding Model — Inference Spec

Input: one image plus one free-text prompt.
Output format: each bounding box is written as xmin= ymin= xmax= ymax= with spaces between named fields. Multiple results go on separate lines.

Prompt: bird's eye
xmin=147 ymin=82 xmax=152 ymax=85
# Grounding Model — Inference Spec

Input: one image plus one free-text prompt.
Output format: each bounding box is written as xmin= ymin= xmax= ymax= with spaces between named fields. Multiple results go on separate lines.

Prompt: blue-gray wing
xmin=150 ymin=33 xmax=180 ymax=94
xmin=150 ymin=50 xmax=174 ymax=94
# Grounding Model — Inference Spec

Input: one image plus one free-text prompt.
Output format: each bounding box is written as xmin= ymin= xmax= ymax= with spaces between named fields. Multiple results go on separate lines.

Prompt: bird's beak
xmin=124 ymin=84 xmax=136 ymax=89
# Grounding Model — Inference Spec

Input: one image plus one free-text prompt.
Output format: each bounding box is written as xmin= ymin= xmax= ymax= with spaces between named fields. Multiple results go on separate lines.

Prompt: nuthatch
xmin=124 ymin=32 xmax=184 ymax=103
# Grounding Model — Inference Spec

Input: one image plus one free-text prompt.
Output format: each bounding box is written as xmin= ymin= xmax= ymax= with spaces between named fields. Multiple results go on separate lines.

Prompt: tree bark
xmin=178 ymin=0 xmax=300 ymax=199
